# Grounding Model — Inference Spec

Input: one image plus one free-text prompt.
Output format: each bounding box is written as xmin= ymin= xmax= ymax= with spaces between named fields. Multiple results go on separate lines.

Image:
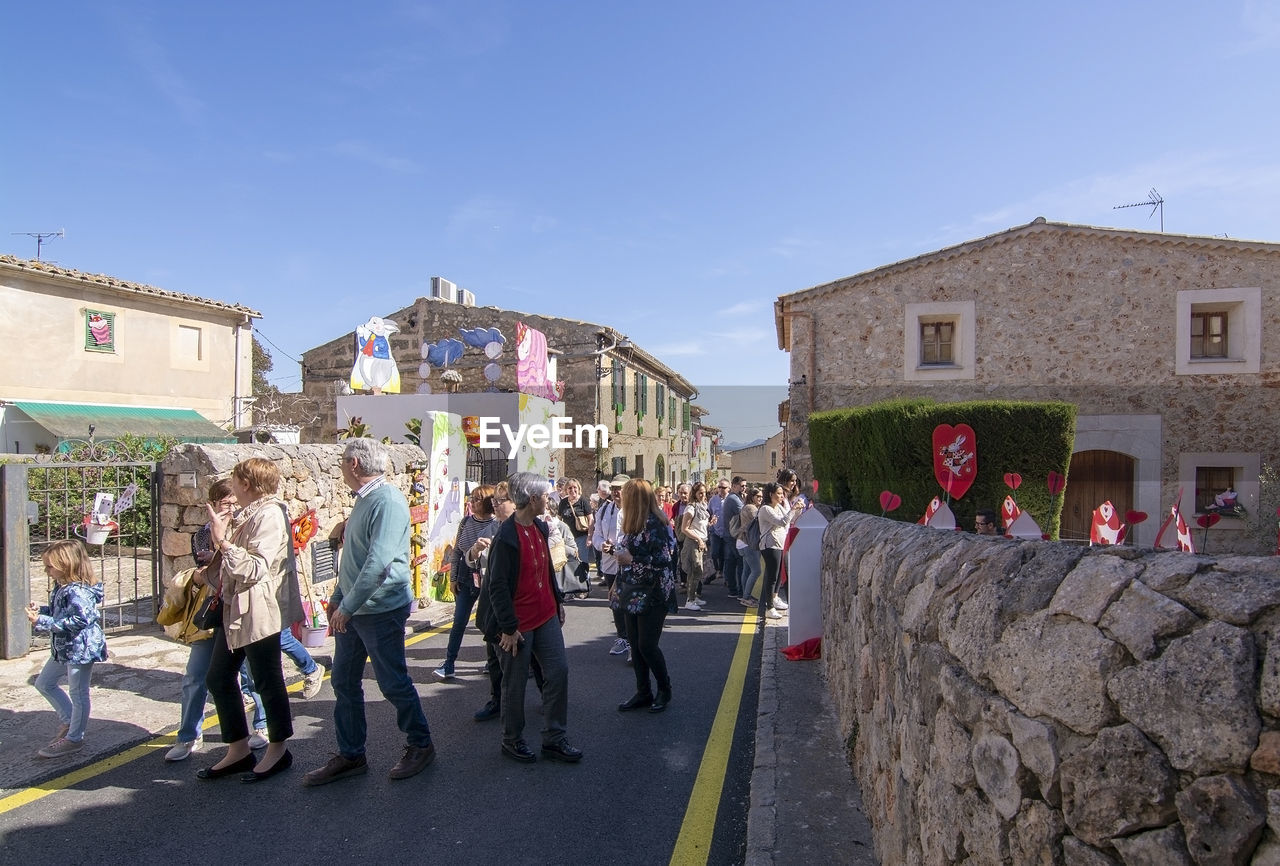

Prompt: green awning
xmin=11 ymin=401 xmax=235 ymax=444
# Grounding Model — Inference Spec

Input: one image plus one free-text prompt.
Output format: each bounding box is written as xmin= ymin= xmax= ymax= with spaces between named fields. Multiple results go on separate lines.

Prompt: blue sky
xmin=4 ymin=1 xmax=1279 ymax=444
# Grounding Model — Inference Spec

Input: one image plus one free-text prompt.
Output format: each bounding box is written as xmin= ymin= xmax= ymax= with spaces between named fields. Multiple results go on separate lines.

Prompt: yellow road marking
xmin=669 ymin=612 xmax=758 ymax=865
xmin=0 ymin=622 xmax=451 ymax=816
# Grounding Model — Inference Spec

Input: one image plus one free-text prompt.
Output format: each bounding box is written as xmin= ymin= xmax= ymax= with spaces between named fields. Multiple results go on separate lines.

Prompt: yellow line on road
xmin=0 ymin=622 xmax=451 ymax=816
xmin=669 ymin=612 xmax=758 ymax=866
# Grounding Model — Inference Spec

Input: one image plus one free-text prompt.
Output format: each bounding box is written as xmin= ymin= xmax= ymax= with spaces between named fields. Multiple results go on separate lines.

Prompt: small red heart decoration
xmin=1196 ymin=514 xmax=1221 ymax=529
xmin=811 ymin=479 xmax=820 ymax=495
xmin=1046 ymin=471 xmax=1066 ymax=496
xmin=1003 ymin=473 xmax=1022 ymax=491
xmin=879 ymin=490 xmax=902 ymax=512
xmin=1125 ymin=510 xmax=1149 ymax=525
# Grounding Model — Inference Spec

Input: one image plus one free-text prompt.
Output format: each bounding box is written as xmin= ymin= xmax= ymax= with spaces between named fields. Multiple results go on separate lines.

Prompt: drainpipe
xmin=233 ymin=316 xmax=250 ymax=430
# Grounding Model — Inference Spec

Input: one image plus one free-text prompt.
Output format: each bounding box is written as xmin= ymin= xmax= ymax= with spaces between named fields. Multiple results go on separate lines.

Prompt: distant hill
xmin=724 ymin=438 xmax=766 ymax=451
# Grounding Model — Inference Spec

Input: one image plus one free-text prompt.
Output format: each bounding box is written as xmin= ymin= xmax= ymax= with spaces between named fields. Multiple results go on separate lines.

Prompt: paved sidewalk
xmin=747 ymin=622 xmax=878 ymax=865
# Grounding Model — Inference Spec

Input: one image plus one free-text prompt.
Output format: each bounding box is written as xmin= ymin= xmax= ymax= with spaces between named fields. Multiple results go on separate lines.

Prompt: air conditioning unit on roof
xmin=431 ymin=277 xmax=456 ymax=302
xmin=459 ymin=289 xmax=475 ymax=307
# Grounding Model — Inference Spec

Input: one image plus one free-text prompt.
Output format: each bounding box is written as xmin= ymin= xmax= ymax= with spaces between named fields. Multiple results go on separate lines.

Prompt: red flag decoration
xmin=1001 ymin=495 xmax=1022 ymax=531
xmin=879 ymin=490 xmax=902 ymax=514
xmin=1089 ymin=501 xmax=1126 ymax=546
xmin=1003 ymin=473 xmax=1022 ymax=491
xmin=1154 ymin=490 xmax=1196 ymax=553
xmin=933 ymin=424 xmax=977 ymax=500
xmin=1046 ymin=471 xmax=1067 ymax=496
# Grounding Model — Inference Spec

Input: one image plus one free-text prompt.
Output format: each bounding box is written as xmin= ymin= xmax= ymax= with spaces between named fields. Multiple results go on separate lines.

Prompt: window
xmin=612 ymin=456 xmax=627 ymax=477
xmin=634 ymin=455 xmax=644 ymax=479
xmin=177 ymin=324 xmax=203 ymax=361
xmin=656 ymin=384 xmax=666 ymax=419
xmin=611 ymin=361 xmax=624 ymax=409
xmin=1194 ymin=466 xmax=1235 ymax=513
xmin=771 ymin=450 xmax=777 ymax=468
xmin=919 ymin=321 xmax=954 ymax=365
xmin=85 ymin=310 xmax=116 ymax=353
xmin=1176 ymin=288 xmax=1261 ymax=375
xmin=903 ymin=301 xmax=975 ymax=381
xmin=655 ymin=455 xmax=665 ymax=486
xmin=669 ymin=396 xmax=676 ymax=430
xmin=682 ymin=401 xmax=691 ymax=431
xmin=636 ymin=373 xmax=648 ymax=416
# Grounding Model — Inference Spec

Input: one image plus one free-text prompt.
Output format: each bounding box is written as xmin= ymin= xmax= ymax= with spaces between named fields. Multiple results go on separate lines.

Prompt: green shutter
xmin=84 ymin=310 xmax=116 ymax=353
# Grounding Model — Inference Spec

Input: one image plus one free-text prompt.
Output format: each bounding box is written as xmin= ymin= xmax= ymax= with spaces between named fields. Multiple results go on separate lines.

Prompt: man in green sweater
xmin=303 ymin=438 xmax=436 ymax=785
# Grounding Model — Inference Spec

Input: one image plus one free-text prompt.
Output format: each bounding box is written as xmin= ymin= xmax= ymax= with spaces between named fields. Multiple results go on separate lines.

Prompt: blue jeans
xmin=722 ymin=541 xmax=742 ymax=595
xmin=709 ymin=533 xmax=725 ymax=575
xmin=443 ymin=576 xmax=479 ymax=670
xmin=498 ymin=614 xmax=569 ymax=748
xmin=332 ymin=604 xmax=432 ymax=758
xmin=279 ymin=627 xmax=318 ymax=676
xmin=34 ymin=657 xmax=95 ymax=742
xmin=178 ymin=638 xmax=265 ymax=743
xmin=740 ymin=548 xmax=762 ymax=600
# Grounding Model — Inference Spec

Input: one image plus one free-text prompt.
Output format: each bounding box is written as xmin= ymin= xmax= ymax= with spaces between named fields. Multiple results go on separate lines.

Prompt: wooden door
xmin=1060 ymin=450 xmax=1135 ymax=541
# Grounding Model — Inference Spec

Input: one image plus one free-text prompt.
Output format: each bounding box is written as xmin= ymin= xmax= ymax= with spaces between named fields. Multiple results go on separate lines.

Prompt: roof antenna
xmin=11 ymin=229 xmax=64 ymax=260
xmin=1113 ymin=189 xmax=1164 ymax=232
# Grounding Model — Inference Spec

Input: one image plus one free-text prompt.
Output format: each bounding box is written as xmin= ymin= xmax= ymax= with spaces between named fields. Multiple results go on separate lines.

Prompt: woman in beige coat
xmin=198 ymin=457 xmax=302 ymax=783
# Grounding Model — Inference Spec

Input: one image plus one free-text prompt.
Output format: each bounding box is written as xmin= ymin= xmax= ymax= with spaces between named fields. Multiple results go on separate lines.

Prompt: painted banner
xmin=350 ymin=316 xmax=401 ymax=394
xmin=516 ymin=321 xmax=563 ymax=401
xmin=932 ymin=423 xmax=977 ymax=500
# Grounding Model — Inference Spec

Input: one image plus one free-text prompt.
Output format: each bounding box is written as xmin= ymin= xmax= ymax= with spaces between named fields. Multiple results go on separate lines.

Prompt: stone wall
xmin=824 ymin=511 xmax=1280 ymax=865
xmin=157 ymin=442 xmax=425 ymax=582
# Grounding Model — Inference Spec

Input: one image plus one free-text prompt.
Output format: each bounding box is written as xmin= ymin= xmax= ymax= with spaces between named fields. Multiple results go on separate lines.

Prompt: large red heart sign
xmin=933 ymin=424 xmax=977 ymax=500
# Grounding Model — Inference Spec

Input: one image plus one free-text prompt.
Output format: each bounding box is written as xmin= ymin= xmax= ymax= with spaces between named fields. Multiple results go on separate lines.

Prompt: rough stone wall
xmin=824 ymin=511 xmax=1280 ymax=865
xmin=157 ymin=442 xmax=424 ymax=582
xmin=781 ymin=223 xmax=1280 ymax=552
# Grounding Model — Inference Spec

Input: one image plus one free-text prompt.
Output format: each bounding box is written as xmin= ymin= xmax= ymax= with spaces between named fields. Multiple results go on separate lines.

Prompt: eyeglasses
xmin=494 ymin=497 xmax=510 ymax=504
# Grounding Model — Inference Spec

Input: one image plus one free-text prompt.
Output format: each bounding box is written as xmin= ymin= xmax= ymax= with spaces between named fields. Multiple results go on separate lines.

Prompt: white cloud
xmin=721 ymin=300 xmax=765 ymax=317
xmin=769 ymin=234 xmax=821 ymax=259
xmin=647 ymin=341 xmax=707 ymax=357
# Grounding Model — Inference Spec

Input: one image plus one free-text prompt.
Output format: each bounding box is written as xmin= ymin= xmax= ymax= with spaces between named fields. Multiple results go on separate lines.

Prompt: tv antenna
xmin=11 ymin=229 xmax=64 ymax=260
xmin=1113 ymin=189 xmax=1164 ymax=232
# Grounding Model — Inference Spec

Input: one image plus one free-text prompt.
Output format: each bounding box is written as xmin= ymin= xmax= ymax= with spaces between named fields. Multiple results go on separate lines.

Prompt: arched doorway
xmin=655 ymin=455 xmax=666 ymax=487
xmin=1061 ymin=450 xmax=1135 ymax=542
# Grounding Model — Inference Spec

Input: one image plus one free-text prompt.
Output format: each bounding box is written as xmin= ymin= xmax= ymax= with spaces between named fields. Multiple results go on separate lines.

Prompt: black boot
xmin=618 ymin=692 xmax=653 ymax=711
xmin=649 ymin=687 xmax=672 ymax=713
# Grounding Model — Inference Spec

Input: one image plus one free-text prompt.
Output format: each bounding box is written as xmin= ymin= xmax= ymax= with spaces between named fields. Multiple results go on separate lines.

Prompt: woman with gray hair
xmin=476 ymin=472 xmax=581 ymax=764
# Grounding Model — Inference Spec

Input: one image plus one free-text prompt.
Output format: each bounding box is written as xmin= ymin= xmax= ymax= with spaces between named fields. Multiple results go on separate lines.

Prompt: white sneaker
xmin=772 ymin=596 xmax=789 ymax=611
xmin=765 ymin=607 xmax=783 ymax=620
xmin=37 ymin=738 xmax=83 ymax=758
xmin=684 ymin=600 xmax=702 ymax=611
xmin=608 ymin=638 xmax=629 ymax=656
xmin=302 ymin=665 xmax=326 ymax=699
xmin=165 ymin=737 xmax=202 ymax=762
xmin=248 ymin=730 xmax=269 ymax=749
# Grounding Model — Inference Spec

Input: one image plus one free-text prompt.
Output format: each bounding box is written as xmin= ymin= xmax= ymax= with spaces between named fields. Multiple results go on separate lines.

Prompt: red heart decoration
xmin=1003 ymin=473 xmax=1022 ymax=491
xmin=811 ymin=479 xmax=820 ymax=495
xmin=1047 ymin=471 xmax=1067 ymax=495
xmin=879 ymin=490 xmax=902 ymax=512
xmin=1196 ymin=514 xmax=1221 ymax=529
xmin=1125 ymin=510 xmax=1149 ymax=525
xmin=932 ymin=424 xmax=977 ymax=500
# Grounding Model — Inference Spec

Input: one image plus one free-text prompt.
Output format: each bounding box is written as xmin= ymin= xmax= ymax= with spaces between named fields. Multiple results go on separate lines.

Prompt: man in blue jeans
xmin=303 ymin=438 xmax=436 ymax=785
xmin=720 ymin=476 xmax=745 ymax=598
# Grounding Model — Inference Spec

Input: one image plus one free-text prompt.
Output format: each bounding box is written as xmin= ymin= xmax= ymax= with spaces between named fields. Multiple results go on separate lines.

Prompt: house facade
xmin=727 ymin=430 xmax=786 ymax=486
xmin=775 ymin=218 xmax=1280 ymax=551
xmin=0 ymin=256 xmax=255 ymax=451
xmin=300 ymin=294 xmax=702 ymax=486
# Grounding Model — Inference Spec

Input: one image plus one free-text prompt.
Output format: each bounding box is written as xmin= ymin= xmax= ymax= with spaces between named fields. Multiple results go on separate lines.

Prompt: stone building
xmin=775 ymin=218 xmax=1280 ymax=550
xmin=726 ymin=430 xmax=786 ymax=486
xmin=301 ymin=293 xmax=701 ymax=486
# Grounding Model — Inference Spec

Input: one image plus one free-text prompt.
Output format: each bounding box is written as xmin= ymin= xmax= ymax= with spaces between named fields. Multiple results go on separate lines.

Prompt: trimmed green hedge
xmin=810 ymin=399 xmax=1076 ymax=538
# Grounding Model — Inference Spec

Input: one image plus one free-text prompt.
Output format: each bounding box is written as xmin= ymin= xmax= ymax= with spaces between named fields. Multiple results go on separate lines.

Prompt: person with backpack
xmin=736 ymin=487 xmax=764 ymax=607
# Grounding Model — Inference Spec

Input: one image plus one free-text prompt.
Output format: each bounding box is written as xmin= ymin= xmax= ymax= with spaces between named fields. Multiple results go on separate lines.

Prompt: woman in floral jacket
xmin=612 ymin=479 xmax=677 ymax=713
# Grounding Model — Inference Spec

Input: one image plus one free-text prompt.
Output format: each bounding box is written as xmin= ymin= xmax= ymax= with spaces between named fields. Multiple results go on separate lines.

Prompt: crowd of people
xmin=25 ymin=439 xmax=813 ymax=782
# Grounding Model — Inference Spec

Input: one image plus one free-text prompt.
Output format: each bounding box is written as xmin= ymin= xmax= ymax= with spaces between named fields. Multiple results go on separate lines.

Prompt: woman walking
xmin=613 ymin=479 xmax=677 ymax=713
xmin=435 ymin=485 xmax=497 ymax=679
xmin=199 ymin=457 xmax=303 ymax=782
xmin=678 ymin=482 xmax=712 ymax=610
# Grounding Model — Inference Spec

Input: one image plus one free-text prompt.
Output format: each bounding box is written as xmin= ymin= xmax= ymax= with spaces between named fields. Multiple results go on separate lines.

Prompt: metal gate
xmin=23 ymin=459 xmax=160 ymax=649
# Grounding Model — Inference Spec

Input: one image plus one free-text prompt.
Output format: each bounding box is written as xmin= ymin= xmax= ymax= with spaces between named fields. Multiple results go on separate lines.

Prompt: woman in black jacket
xmin=476 ymin=472 xmax=581 ymax=765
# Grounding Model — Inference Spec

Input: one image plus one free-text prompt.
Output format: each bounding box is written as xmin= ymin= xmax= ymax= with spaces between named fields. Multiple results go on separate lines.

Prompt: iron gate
xmin=23 ymin=460 xmax=160 ymax=649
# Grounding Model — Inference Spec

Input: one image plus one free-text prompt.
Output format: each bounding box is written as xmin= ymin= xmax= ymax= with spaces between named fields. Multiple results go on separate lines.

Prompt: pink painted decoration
xmin=1003 ymin=473 xmax=1022 ymax=491
xmin=1089 ymin=501 xmax=1126 ymax=546
xmin=932 ymin=424 xmax=977 ymax=500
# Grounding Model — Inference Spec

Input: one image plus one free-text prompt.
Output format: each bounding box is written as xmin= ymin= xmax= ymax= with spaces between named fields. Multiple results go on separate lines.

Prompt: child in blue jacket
xmin=26 ymin=539 xmax=108 ymax=758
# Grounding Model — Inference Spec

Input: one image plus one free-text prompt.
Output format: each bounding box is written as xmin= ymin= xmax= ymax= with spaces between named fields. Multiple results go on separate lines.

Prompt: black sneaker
xmin=473 ymin=700 xmax=500 ymax=721
xmin=502 ymin=740 xmax=537 ymax=763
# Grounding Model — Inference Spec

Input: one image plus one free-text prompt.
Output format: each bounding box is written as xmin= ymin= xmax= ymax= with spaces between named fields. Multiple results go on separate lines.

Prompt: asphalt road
xmin=0 ymin=590 xmax=762 ymax=865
